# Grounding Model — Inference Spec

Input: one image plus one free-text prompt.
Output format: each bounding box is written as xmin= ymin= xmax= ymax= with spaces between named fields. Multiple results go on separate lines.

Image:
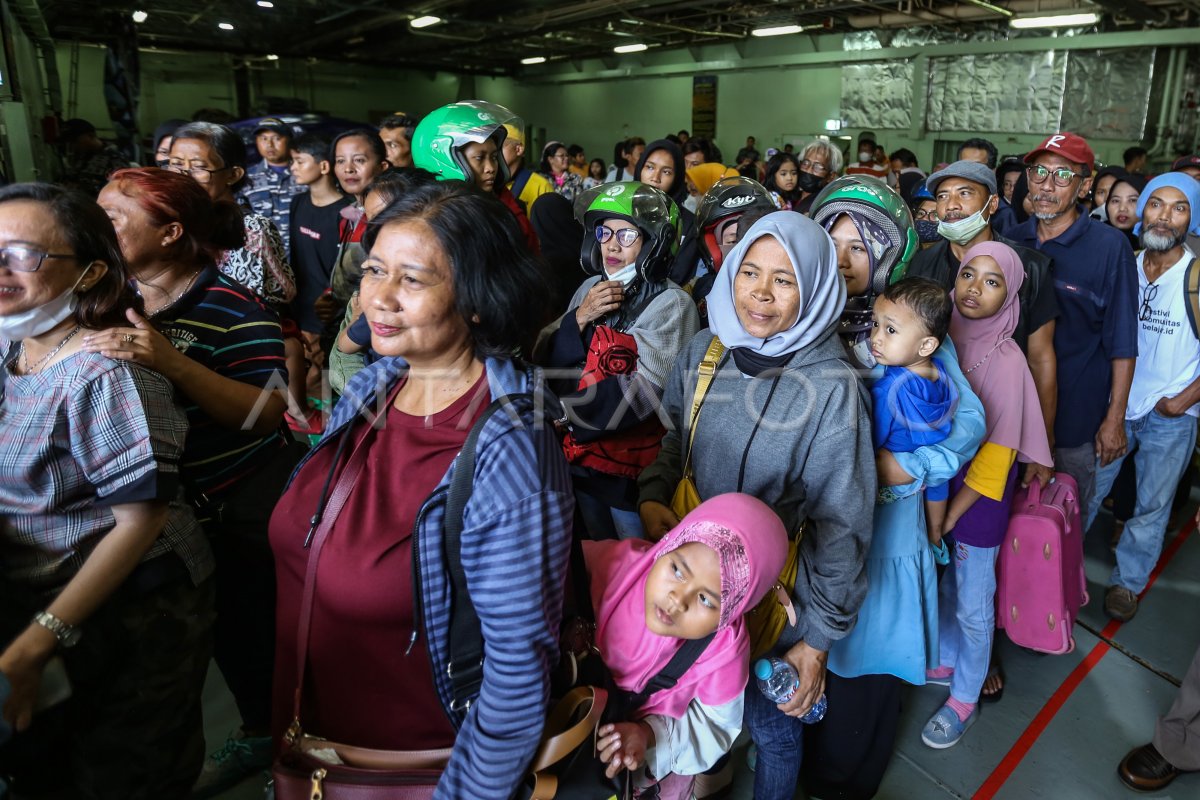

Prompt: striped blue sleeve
xmin=433 ymin=427 xmax=575 ymax=799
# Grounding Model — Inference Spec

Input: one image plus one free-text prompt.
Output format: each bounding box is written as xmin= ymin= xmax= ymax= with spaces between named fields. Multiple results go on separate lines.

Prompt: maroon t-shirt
xmin=270 ymin=374 xmax=489 ymax=749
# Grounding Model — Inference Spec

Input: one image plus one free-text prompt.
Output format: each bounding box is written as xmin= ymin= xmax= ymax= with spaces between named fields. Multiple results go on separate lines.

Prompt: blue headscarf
xmin=1134 ymin=173 xmax=1200 ymax=236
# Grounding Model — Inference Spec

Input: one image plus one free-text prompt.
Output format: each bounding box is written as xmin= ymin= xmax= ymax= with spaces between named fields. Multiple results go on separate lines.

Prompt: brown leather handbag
xmin=271 ymin=427 xmax=451 ymax=800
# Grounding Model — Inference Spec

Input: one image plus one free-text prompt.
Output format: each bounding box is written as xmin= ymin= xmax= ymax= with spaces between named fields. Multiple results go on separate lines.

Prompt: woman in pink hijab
xmin=583 ymin=493 xmax=789 ymax=799
xmin=921 ymin=241 xmax=1052 ymax=750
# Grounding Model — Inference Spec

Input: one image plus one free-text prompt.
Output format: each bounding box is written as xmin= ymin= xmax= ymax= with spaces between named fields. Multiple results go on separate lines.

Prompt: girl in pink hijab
xmin=583 ymin=493 xmax=789 ymax=799
xmin=921 ymin=241 xmax=1053 ymax=750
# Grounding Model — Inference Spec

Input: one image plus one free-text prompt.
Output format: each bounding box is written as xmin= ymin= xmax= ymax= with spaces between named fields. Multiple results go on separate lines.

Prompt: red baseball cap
xmin=1024 ymin=132 xmax=1095 ymax=173
xmin=1172 ymin=154 xmax=1200 ymax=171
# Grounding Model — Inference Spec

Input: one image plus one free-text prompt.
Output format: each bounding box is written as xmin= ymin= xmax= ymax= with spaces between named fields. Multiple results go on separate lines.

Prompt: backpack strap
xmin=1183 ymin=257 xmax=1200 ymax=341
xmin=443 ymin=394 xmax=526 ymax=710
xmin=510 ymin=169 xmax=533 ymax=204
xmin=603 ymin=632 xmax=716 ymax=725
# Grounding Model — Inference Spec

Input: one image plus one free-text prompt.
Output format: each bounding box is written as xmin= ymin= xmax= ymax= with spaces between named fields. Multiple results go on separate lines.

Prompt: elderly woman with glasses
xmin=793 ymin=139 xmax=843 ymax=215
xmin=166 ymin=122 xmax=296 ymax=312
xmin=539 ymin=140 xmax=585 ymax=202
xmin=540 ymin=182 xmax=700 ymax=540
xmin=0 ymin=184 xmax=214 ymax=797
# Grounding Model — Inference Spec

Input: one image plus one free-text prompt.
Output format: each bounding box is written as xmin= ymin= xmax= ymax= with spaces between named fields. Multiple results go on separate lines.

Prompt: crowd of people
xmin=2 ymin=98 xmax=1200 ymax=800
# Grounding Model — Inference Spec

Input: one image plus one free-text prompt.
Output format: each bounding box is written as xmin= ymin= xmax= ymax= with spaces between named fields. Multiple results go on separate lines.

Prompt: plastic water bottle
xmin=754 ymin=657 xmax=828 ymax=723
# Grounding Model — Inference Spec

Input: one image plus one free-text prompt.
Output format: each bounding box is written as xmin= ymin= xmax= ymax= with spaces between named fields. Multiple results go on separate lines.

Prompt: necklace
xmin=964 ymin=337 xmax=1014 ymax=375
xmin=145 ymin=269 xmax=202 ymax=317
xmin=16 ymin=325 xmax=82 ymax=375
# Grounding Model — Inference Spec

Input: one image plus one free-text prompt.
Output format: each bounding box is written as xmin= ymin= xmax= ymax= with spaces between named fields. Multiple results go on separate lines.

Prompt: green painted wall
xmin=50 ymin=30 xmax=1177 ymax=173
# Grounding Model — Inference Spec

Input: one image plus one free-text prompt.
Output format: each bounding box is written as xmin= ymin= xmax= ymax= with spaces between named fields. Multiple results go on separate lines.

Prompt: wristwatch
xmin=33 ymin=611 xmax=82 ymax=648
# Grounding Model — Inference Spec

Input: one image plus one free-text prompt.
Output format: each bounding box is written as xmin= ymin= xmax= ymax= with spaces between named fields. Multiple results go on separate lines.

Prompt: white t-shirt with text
xmin=1127 ymin=248 xmax=1200 ymax=419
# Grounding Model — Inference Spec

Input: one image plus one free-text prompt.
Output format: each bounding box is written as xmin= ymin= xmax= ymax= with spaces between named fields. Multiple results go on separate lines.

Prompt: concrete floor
xmin=211 ymin=496 xmax=1200 ymax=800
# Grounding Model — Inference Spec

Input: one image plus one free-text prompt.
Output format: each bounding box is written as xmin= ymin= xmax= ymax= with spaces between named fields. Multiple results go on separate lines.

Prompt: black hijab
xmin=1106 ymin=173 xmax=1148 ymax=248
xmin=529 ymin=193 xmax=586 ymax=319
xmin=633 ymin=139 xmax=688 ymax=206
xmin=1011 ymin=170 xmax=1031 ymax=225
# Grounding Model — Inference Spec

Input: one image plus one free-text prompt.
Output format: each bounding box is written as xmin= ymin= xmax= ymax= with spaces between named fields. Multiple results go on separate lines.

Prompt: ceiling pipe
xmin=847 ymin=0 xmax=1187 ymax=27
xmin=1145 ymin=47 xmax=1179 ymax=158
xmin=847 ymin=0 xmax=1085 ymax=28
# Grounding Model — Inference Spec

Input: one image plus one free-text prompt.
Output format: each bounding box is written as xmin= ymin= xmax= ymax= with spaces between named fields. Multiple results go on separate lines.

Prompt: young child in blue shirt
xmin=869 ymin=277 xmax=958 ymax=547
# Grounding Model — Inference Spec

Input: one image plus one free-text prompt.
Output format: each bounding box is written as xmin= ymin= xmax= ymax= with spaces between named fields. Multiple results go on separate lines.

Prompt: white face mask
xmin=0 ymin=271 xmax=86 ymax=341
xmin=605 ymin=261 xmax=638 ymax=286
xmin=937 ymin=199 xmax=993 ymax=245
xmin=858 ymin=151 xmax=874 ymax=163
xmin=683 ymin=194 xmax=699 ymax=213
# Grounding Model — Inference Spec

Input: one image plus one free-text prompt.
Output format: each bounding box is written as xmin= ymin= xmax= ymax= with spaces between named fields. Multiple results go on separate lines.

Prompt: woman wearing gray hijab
xmin=638 ymin=211 xmax=876 ymax=800
xmin=803 ymin=177 xmax=985 ymax=800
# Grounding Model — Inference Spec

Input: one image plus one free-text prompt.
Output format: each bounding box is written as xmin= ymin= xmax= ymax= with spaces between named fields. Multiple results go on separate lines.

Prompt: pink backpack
xmin=996 ymin=473 xmax=1089 ymax=654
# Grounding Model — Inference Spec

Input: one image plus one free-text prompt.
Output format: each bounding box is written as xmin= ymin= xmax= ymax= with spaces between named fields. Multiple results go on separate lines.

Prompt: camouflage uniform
xmin=238 ymin=160 xmax=307 ymax=255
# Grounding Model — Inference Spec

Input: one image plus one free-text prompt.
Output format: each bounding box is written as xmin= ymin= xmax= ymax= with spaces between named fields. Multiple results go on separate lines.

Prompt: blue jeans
xmin=744 ymin=680 xmax=804 ymax=800
xmin=1086 ymin=411 xmax=1197 ymax=594
xmin=937 ymin=539 xmax=998 ymax=705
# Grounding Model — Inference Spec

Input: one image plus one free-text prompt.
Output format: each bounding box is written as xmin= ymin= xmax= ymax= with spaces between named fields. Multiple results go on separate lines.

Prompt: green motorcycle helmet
xmin=411 ymin=100 xmax=522 ymax=185
xmin=573 ymin=182 xmax=681 ymax=283
xmin=809 ymin=175 xmax=917 ymax=296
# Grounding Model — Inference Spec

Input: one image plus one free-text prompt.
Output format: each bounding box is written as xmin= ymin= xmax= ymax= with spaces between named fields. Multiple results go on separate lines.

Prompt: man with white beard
xmin=1083 ymin=172 xmax=1200 ymax=622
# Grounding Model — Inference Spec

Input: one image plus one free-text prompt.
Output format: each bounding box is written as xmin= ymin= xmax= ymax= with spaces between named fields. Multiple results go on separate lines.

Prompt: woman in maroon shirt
xmin=269 ymin=181 xmax=575 ymax=798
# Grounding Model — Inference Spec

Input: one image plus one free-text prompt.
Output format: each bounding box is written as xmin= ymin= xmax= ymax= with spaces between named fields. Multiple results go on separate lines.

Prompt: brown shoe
xmin=1105 ymin=585 xmax=1138 ymax=622
xmin=1118 ymin=743 xmax=1180 ymax=792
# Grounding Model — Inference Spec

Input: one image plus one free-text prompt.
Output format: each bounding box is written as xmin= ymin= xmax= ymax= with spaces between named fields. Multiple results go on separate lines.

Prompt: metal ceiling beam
xmin=1087 ymin=0 xmax=1169 ymax=22
xmin=519 ymin=25 xmax=1200 ymax=84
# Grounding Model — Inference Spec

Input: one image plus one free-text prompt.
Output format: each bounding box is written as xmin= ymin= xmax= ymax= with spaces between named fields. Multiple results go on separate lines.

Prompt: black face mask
xmin=797 ymin=171 xmax=822 ymax=194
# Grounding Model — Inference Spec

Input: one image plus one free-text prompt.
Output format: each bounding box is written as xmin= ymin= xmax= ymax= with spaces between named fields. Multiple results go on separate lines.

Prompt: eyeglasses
xmin=1140 ymin=283 xmax=1159 ymax=322
xmin=799 ymin=159 xmax=829 ymax=176
xmin=165 ymin=161 xmax=231 ymax=182
xmin=0 ymin=245 xmax=79 ymax=273
xmin=1026 ymin=164 xmax=1083 ymax=187
xmin=914 ymin=209 xmax=939 ymax=221
xmin=595 ymin=226 xmax=641 ymax=247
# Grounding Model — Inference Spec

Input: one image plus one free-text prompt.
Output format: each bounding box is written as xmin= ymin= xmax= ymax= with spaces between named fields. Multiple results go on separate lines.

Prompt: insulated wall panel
xmin=1060 ymin=48 xmax=1153 ymax=140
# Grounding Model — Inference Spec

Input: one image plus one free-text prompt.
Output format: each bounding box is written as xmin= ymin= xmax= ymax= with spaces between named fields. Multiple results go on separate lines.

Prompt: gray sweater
xmin=639 ymin=328 xmax=876 ymax=652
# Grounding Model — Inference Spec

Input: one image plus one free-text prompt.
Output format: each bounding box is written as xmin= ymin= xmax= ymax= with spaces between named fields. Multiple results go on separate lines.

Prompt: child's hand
xmin=927 ymin=526 xmax=943 ymax=547
xmin=597 ymin=721 xmax=652 ymax=779
xmin=313 ymin=290 xmax=339 ymax=323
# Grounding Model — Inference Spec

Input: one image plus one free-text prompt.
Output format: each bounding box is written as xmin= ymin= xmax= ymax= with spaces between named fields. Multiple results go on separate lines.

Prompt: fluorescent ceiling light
xmin=218 ymin=22 xmax=235 ymax=30
xmin=411 ymin=15 xmax=442 ymax=28
xmin=257 ymin=1 xmax=274 ymax=7
xmin=131 ymin=10 xmax=148 ymax=23
xmin=752 ymin=25 xmax=804 ymax=37
xmin=614 ymin=43 xmax=648 ymax=53
xmin=520 ymin=56 xmax=546 ymax=65
xmin=1010 ymin=11 xmax=1100 ymax=29
xmin=266 ymin=54 xmax=280 ymax=60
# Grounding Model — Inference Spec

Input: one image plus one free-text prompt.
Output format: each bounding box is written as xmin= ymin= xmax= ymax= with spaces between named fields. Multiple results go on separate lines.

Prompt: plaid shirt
xmin=0 ymin=346 xmax=213 ymax=592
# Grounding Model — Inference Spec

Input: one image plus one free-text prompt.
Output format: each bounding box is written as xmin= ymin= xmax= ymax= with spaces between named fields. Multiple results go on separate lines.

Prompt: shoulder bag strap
xmin=617 ymin=631 xmax=716 ymax=718
xmin=680 ymin=336 xmax=726 ymax=477
xmin=443 ymin=395 xmax=525 ymax=709
xmin=288 ymin=424 xmax=373 ymax=731
xmin=1182 ymin=257 xmax=1200 ymax=341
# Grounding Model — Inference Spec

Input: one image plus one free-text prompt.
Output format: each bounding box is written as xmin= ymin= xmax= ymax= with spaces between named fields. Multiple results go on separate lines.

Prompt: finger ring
xmin=122 ymin=334 xmax=135 ymax=343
